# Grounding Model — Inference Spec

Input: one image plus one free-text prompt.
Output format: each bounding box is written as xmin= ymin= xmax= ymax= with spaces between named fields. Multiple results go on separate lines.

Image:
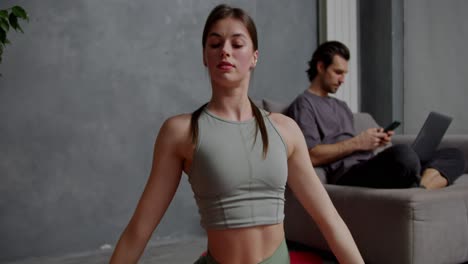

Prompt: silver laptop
xmin=411 ymin=111 xmax=452 ymax=162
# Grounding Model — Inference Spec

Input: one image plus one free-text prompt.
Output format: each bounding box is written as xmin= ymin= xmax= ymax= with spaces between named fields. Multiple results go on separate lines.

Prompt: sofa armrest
xmin=285 ymin=182 xmax=468 ymax=264
xmin=393 ymin=134 xmax=468 ymax=174
xmin=326 ymin=184 xmax=468 ymax=264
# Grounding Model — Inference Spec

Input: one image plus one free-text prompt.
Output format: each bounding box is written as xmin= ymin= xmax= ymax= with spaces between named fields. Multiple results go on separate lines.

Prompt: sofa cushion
xmin=263 ymin=98 xmax=289 ymax=114
xmin=353 ymin=112 xmax=379 ymax=133
xmin=313 ymin=167 xmax=327 ymax=184
xmin=252 ymin=99 xmax=263 ymax=109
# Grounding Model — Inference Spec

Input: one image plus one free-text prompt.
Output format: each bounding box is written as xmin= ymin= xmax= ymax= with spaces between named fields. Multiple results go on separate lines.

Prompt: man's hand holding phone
xmin=384 ymin=121 xmax=401 ymax=133
xmin=376 ymin=121 xmax=400 ymax=146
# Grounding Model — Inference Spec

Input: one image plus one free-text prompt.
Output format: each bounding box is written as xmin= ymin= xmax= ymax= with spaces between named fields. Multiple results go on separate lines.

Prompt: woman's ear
xmin=251 ymin=50 xmax=259 ymax=68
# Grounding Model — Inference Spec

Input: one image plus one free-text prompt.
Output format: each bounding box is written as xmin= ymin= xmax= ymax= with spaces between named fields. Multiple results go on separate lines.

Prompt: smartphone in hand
xmin=384 ymin=121 xmax=401 ymax=132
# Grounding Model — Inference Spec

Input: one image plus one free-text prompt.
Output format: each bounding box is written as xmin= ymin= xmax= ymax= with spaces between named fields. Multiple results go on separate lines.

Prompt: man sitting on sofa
xmin=286 ymin=40 xmax=464 ymax=189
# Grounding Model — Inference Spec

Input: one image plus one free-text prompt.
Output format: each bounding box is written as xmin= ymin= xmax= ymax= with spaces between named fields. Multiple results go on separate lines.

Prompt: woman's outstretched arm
xmin=271 ymin=113 xmax=364 ymax=264
xmin=109 ymin=115 xmax=191 ymax=264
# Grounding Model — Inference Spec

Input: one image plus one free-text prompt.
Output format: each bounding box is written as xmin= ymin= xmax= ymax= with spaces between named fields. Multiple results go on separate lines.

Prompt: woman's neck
xmin=207 ymin=85 xmax=253 ymax=122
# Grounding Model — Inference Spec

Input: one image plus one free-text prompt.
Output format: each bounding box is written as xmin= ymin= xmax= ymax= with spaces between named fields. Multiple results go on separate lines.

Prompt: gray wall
xmin=403 ymin=0 xmax=468 ymax=134
xmin=359 ymin=0 xmax=468 ymax=134
xmin=0 ymin=0 xmax=317 ymax=262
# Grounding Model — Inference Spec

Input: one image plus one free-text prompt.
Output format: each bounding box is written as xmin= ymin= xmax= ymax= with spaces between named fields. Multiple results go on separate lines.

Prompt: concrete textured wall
xmin=403 ymin=0 xmax=468 ymax=134
xmin=0 ymin=0 xmax=317 ymax=261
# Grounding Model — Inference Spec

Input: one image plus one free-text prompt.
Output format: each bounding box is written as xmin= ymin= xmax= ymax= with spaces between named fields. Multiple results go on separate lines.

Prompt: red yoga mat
xmin=289 ymin=250 xmax=323 ymax=264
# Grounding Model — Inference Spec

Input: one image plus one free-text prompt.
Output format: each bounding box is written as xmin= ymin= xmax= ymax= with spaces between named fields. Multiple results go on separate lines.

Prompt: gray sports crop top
xmin=188 ymin=108 xmax=288 ymax=230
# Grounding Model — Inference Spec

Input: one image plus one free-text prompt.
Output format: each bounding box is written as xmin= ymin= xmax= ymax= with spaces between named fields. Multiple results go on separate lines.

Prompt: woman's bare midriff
xmin=206 ymin=223 xmax=285 ymax=264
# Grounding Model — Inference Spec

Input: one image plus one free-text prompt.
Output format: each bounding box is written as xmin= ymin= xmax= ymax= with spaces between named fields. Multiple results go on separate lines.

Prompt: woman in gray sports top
xmin=110 ymin=4 xmax=364 ymax=264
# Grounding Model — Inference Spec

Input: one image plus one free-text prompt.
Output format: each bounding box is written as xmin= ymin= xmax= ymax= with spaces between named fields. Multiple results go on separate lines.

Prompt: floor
xmin=5 ymin=238 xmax=207 ymax=264
xmin=5 ymin=237 xmax=337 ymax=264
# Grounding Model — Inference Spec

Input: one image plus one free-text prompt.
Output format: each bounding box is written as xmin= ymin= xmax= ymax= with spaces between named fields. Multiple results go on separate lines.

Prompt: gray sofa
xmin=259 ymin=98 xmax=468 ymax=264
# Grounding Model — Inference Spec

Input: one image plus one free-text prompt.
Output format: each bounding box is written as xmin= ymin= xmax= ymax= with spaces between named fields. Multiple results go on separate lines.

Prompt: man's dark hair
xmin=306 ymin=41 xmax=350 ymax=82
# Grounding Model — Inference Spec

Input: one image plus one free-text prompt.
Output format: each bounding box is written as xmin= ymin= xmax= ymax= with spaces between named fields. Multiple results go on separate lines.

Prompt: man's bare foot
xmin=420 ymin=168 xmax=448 ymax=189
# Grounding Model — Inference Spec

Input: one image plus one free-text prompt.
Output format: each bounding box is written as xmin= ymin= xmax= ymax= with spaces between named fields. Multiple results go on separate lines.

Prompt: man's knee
xmin=451 ymin=148 xmax=466 ymax=173
xmin=437 ymin=147 xmax=466 ymax=176
xmin=385 ymin=144 xmax=421 ymax=175
xmin=441 ymin=148 xmax=465 ymax=161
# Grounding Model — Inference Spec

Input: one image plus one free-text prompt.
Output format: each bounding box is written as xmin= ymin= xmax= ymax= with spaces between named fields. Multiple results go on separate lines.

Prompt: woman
xmin=110 ymin=4 xmax=364 ymax=264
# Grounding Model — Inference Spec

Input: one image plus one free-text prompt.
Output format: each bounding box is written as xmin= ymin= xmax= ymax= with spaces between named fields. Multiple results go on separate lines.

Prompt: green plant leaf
xmin=0 ymin=17 xmax=9 ymax=32
xmin=12 ymin=6 xmax=28 ymax=21
xmin=0 ymin=10 xmax=8 ymax=19
xmin=0 ymin=28 xmax=6 ymax=43
xmin=0 ymin=6 xmax=28 ymax=71
xmin=0 ymin=39 xmax=3 ymax=68
xmin=8 ymin=13 xmax=23 ymax=33
xmin=0 ymin=37 xmax=10 ymax=47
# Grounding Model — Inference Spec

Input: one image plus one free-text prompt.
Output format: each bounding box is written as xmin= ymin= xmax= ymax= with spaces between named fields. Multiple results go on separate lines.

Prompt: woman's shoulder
xmin=267 ymin=113 xmax=303 ymax=157
xmin=157 ymin=113 xmax=193 ymax=144
xmin=268 ymin=112 xmax=300 ymax=131
xmin=162 ymin=113 xmax=191 ymax=130
xmin=268 ymin=112 xmax=303 ymax=141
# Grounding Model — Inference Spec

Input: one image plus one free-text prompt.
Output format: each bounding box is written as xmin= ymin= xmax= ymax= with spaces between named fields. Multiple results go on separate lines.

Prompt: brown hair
xmin=191 ymin=4 xmax=268 ymax=158
xmin=306 ymin=41 xmax=350 ymax=82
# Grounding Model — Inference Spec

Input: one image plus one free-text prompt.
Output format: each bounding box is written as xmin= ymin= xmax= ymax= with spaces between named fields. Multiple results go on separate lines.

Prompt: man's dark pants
xmin=336 ymin=144 xmax=465 ymax=188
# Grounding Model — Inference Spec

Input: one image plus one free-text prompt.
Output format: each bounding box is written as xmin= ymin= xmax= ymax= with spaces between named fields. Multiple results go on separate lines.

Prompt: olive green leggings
xmin=194 ymin=239 xmax=290 ymax=264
